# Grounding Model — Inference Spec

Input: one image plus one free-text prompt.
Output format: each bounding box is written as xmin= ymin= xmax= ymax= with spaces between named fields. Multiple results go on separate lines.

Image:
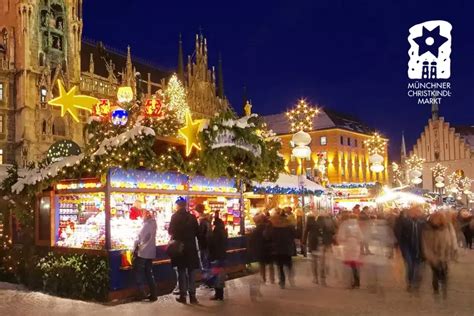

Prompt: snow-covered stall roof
xmin=252 ymin=173 xmax=325 ymax=195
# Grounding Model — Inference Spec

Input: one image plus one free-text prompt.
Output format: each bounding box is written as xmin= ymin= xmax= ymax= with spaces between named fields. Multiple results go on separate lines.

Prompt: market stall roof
xmin=252 ymin=173 xmax=325 ymax=195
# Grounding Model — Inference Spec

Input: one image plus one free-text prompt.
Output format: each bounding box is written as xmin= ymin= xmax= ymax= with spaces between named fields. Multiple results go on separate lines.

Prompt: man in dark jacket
xmin=303 ymin=212 xmax=336 ymax=286
xmin=168 ymin=199 xmax=200 ymax=304
xmin=395 ymin=207 xmax=425 ymax=292
xmin=270 ymin=209 xmax=296 ymax=289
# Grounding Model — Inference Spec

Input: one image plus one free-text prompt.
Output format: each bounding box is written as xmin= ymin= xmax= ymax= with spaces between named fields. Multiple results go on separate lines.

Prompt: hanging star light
xmin=179 ymin=111 xmax=203 ymax=156
xmin=431 ymin=163 xmax=447 ymax=178
xmin=406 ymin=154 xmax=425 ymax=171
xmin=48 ymin=80 xmax=99 ymax=122
xmin=286 ymin=99 xmax=318 ymax=132
xmin=364 ymin=132 xmax=387 ymax=156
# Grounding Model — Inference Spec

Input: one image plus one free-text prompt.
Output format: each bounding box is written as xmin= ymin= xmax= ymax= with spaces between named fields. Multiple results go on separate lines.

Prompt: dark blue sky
xmin=83 ymin=0 xmax=474 ymax=160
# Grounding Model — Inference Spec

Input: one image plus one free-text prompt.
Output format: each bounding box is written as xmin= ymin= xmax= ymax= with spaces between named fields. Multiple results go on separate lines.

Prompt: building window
xmin=291 ymin=169 xmax=296 ymax=175
xmin=354 ymin=139 xmax=358 ymax=147
xmin=340 ymin=136 xmax=344 ymax=145
xmin=0 ymin=83 xmax=3 ymax=101
xmin=0 ymin=114 xmax=4 ymax=134
xmin=306 ymin=168 xmax=312 ymax=178
xmin=320 ymin=136 xmax=327 ymax=146
xmin=348 ymin=138 xmax=351 ymax=146
xmin=52 ymin=117 xmax=66 ymax=136
xmin=0 ymin=149 xmax=3 ymax=164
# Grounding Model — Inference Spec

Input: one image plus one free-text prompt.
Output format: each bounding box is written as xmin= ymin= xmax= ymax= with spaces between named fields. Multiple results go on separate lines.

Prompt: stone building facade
xmin=0 ymin=0 xmax=228 ymax=168
xmin=410 ymin=111 xmax=474 ymax=192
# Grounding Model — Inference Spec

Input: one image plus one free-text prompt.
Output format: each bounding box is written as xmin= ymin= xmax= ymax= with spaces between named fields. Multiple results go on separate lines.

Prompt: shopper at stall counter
xmin=196 ymin=204 xmax=212 ymax=287
xmin=209 ymin=211 xmax=228 ymax=301
xmin=133 ymin=210 xmax=158 ymax=302
xmin=168 ymin=199 xmax=200 ymax=304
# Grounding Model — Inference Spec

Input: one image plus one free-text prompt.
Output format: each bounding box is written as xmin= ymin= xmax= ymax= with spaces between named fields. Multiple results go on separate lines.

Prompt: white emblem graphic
xmin=408 ymin=20 xmax=452 ymax=79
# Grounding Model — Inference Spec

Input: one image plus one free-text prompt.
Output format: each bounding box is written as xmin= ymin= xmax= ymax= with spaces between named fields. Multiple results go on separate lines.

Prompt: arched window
xmin=40 ymin=87 xmax=47 ymax=104
xmin=42 ymin=120 xmax=47 ymax=134
xmin=52 ymin=117 xmax=65 ymax=136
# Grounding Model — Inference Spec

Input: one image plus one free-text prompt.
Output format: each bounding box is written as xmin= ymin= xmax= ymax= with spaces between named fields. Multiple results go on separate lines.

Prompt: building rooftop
xmin=263 ymin=108 xmax=375 ymax=135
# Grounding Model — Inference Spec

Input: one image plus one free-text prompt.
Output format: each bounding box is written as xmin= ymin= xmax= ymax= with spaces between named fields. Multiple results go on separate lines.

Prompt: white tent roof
xmin=254 ymin=173 xmax=325 ymax=192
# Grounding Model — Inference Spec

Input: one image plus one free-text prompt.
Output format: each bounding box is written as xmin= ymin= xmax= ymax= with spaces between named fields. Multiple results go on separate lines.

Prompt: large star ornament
xmin=413 ymin=25 xmax=448 ymax=58
xmin=48 ymin=80 xmax=99 ymax=122
xmin=179 ymin=111 xmax=203 ymax=156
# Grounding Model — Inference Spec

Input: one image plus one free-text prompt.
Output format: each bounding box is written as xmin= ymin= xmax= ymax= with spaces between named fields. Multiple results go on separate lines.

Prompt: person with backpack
xmin=168 ymin=198 xmax=200 ymax=304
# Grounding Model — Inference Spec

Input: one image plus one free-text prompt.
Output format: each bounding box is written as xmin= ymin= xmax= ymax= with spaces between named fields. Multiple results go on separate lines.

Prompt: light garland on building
xmin=406 ymin=154 xmax=425 ymax=171
xmin=364 ymin=132 xmax=387 ymax=156
xmin=286 ymin=99 xmax=318 ymax=132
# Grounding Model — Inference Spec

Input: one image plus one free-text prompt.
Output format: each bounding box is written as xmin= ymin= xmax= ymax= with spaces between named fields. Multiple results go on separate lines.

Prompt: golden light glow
xmin=286 ymin=99 xmax=319 ymax=132
xmin=117 ymin=86 xmax=134 ymax=103
xmin=48 ymin=80 xmax=99 ymax=122
xmin=406 ymin=154 xmax=425 ymax=171
xmin=431 ymin=163 xmax=447 ymax=178
xmin=364 ymin=132 xmax=387 ymax=156
xmin=178 ymin=111 xmax=203 ymax=156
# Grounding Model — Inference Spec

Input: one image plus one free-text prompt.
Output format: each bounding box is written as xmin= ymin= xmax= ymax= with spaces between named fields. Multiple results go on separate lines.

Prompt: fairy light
xmin=431 ymin=163 xmax=447 ymax=178
xmin=165 ymin=74 xmax=188 ymax=124
xmin=364 ymin=132 xmax=387 ymax=156
xmin=406 ymin=154 xmax=425 ymax=171
xmin=286 ymin=99 xmax=319 ymax=132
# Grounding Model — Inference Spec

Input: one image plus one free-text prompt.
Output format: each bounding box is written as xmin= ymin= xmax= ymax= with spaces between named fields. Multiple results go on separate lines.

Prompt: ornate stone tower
xmin=0 ymin=0 xmax=84 ymax=166
xmin=185 ymin=34 xmax=229 ymax=118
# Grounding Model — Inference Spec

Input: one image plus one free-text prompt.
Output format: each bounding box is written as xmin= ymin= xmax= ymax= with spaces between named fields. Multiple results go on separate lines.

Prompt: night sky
xmin=83 ymin=0 xmax=474 ymax=161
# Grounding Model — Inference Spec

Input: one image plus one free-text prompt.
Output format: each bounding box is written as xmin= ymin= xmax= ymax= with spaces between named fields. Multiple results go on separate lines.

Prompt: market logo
xmin=407 ymin=20 xmax=453 ymax=105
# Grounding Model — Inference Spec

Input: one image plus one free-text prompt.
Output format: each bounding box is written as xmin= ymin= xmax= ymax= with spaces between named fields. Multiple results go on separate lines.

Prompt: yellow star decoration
xmin=179 ymin=111 xmax=203 ymax=156
xmin=48 ymin=80 xmax=99 ymax=122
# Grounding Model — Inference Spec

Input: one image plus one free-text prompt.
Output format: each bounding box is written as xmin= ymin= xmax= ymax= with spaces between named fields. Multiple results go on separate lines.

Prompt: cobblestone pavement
xmin=2 ymin=249 xmax=474 ymax=316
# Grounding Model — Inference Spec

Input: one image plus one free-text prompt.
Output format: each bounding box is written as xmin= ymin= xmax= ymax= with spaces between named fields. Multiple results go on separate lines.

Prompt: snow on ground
xmin=2 ymin=250 xmax=474 ymax=316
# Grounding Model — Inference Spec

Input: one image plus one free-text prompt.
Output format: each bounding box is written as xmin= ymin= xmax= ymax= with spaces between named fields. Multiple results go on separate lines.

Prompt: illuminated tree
xmin=164 ymin=74 xmax=188 ymax=124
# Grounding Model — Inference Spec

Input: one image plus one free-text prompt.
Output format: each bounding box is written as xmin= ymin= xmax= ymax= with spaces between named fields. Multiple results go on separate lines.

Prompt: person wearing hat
xmin=133 ymin=210 xmax=157 ymax=301
xmin=168 ymin=198 xmax=200 ymax=304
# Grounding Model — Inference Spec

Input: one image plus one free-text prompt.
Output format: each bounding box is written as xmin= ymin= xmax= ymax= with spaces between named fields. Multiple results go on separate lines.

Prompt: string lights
xmin=286 ymin=99 xmax=319 ymax=132
xmin=364 ymin=132 xmax=387 ymax=156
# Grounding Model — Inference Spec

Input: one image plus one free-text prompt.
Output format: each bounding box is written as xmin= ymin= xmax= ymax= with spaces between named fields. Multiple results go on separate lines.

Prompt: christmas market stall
xmin=0 ymin=78 xmax=284 ymax=301
xmin=329 ymin=182 xmax=378 ymax=212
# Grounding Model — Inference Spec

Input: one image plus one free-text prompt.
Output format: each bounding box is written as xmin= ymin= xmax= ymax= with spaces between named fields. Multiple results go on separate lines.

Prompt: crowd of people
xmin=249 ymin=204 xmax=474 ymax=299
xmin=131 ymin=197 xmax=474 ymax=304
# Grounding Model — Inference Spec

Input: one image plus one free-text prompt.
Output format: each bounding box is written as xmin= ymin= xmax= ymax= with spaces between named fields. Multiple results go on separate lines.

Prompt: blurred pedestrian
xmin=134 ymin=210 xmax=158 ymax=302
xmin=209 ymin=211 xmax=228 ymax=300
xmin=422 ymin=212 xmax=456 ymax=299
xmin=250 ymin=213 xmax=275 ymax=284
xmin=359 ymin=207 xmax=372 ymax=255
xmin=458 ymin=209 xmax=472 ymax=249
xmin=337 ymin=213 xmax=363 ymax=289
xmin=196 ymin=204 xmax=212 ymax=287
xmin=169 ymin=199 xmax=200 ymax=304
xmin=304 ymin=211 xmax=336 ymax=286
xmin=270 ymin=208 xmax=296 ymax=289
xmin=395 ymin=206 xmax=425 ymax=292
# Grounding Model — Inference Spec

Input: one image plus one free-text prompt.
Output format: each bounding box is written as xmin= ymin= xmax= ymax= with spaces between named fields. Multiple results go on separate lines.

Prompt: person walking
xmin=395 ymin=206 xmax=425 ymax=292
xmin=458 ymin=209 xmax=472 ymax=249
xmin=168 ymin=198 xmax=200 ymax=304
xmin=134 ymin=210 xmax=158 ymax=302
xmin=303 ymin=211 xmax=336 ymax=286
xmin=337 ymin=213 xmax=363 ymax=289
xmin=422 ymin=212 xmax=456 ymax=299
xmin=359 ymin=206 xmax=372 ymax=255
xmin=270 ymin=208 xmax=296 ymax=289
xmin=196 ymin=204 xmax=212 ymax=286
xmin=209 ymin=211 xmax=228 ymax=301
xmin=250 ymin=213 xmax=275 ymax=284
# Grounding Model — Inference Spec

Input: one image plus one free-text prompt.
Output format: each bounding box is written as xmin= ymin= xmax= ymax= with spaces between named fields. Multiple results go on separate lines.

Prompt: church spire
xmin=89 ymin=53 xmax=94 ymax=73
xmin=431 ymin=99 xmax=439 ymax=120
xmin=217 ymin=53 xmax=224 ymax=98
xmin=401 ymin=131 xmax=407 ymax=162
xmin=177 ymin=34 xmax=184 ymax=83
xmin=123 ymin=45 xmax=133 ymax=87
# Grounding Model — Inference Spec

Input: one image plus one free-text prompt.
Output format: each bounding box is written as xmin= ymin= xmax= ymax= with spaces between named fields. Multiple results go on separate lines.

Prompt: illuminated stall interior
xmin=47 ymin=168 xmax=242 ymax=250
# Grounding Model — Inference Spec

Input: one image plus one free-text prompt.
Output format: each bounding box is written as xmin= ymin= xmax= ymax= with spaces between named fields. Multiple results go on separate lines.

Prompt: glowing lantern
xmin=143 ymin=97 xmax=163 ymax=117
xmin=411 ymin=177 xmax=423 ymax=184
xmin=93 ymin=99 xmax=111 ymax=118
xmin=111 ymin=107 xmax=129 ymax=126
xmin=370 ymin=163 xmax=385 ymax=173
xmin=409 ymin=169 xmax=422 ymax=179
xmin=434 ymin=176 xmax=444 ymax=183
xmin=292 ymin=145 xmax=311 ymax=159
xmin=292 ymin=131 xmax=311 ymax=146
xmin=369 ymin=153 xmax=384 ymax=164
xmin=117 ymin=86 xmax=133 ymax=104
xmin=435 ymin=182 xmax=445 ymax=188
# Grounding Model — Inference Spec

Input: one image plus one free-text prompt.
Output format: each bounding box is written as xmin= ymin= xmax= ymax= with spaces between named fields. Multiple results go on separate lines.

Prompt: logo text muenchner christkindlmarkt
xmin=407 ymin=20 xmax=453 ymax=105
